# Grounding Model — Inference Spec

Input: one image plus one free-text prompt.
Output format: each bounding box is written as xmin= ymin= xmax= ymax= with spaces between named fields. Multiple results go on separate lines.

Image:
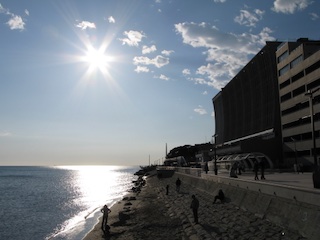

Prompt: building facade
xmin=213 ymin=41 xmax=283 ymax=168
xmin=212 ymin=38 xmax=320 ymax=170
xmin=277 ymin=38 xmax=320 ymax=170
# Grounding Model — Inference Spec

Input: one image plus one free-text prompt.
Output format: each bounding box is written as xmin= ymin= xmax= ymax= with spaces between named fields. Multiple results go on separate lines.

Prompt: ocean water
xmin=0 ymin=165 xmax=139 ymax=240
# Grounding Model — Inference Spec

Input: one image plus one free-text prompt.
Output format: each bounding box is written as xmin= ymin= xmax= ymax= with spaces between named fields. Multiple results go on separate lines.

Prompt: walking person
xmin=101 ymin=204 xmax=111 ymax=231
xmin=190 ymin=195 xmax=199 ymax=224
xmin=253 ymin=159 xmax=259 ymax=180
xmin=176 ymin=178 xmax=181 ymax=193
xmin=166 ymin=184 xmax=169 ymax=195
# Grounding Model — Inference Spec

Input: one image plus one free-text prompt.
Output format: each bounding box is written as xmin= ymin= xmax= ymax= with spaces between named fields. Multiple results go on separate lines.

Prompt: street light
xmin=212 ymin=134 xmax=218 ymax=175
xmin=305 ymin=87 xmax=320 ymax=188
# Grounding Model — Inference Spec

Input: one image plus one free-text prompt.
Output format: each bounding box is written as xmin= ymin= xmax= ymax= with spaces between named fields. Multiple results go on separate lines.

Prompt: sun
xmin=83 ymin=46 xmax=112 ymax=74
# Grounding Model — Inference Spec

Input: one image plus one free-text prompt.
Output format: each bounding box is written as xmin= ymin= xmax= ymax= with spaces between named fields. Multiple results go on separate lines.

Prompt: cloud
xmin=142 ymin=45 xmax=157 ymax=54
xmin=175 ymin=22 xmax=275 ymax=90
xmin=134 ymin=66 xmax=150 ymax=73
xmin=1 ymin=3 xmax=27 ymax=31
xmin=75 ymin=21 xmax=96 ymax=30
xmin=108 ymin=16 xmax=115 ymax=23
xmin=161 ymin=50 xmax=174 ymax=56
xmin=213 ymin=0 xmax=226 ymax=3
xmin=182 ymin=69 xmax=191 ymax=75
xmin=7 ymin=15 xmax=25 ymax=30
xmin=202 ymin=91 xmax=208 ymax=95
xmin=25 ymin=9 xmax=29 ymax=16
xmin=234 ymin=9 xmax=264 ymax=27
xmin=158 ymin=74 xmax=170 ymax=81
xmin=0 ymin=132 xmax=12 ymax=137
xmin=133 ymin=55 xmax=169 ymax=68
xmin=310 ymin=12 xmax=319 ymax=20
xmin=119 ymin=30 xmax=145 ymax=46
xmin=272 ymin=0 xmax=312 ymax=14
xmin=194 ymin=106 xmax=207 ymax=115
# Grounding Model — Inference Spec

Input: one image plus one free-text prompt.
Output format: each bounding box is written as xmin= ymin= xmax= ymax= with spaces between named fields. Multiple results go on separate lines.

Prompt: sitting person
xmin=213 ymin=189 xmax=225 ymax=204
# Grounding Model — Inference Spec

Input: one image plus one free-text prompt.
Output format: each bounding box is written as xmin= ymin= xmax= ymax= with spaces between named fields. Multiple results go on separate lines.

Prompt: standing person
xmin=101 ymin=204 xmax=111 ymax=231
xmin=190 ymin=195 xmax=199 ymax=224
xmin=166 ymin=184 xmax=169 ymax=195
xmin=260 ymin=159 xmax=266 ymax=180
xmin=205 ymin=162 xmax=209 ymax=174
xmin=253 ymin=159 xmax=259 ymax=180
xmin=176 ymin=178 xmax=181 ymax=193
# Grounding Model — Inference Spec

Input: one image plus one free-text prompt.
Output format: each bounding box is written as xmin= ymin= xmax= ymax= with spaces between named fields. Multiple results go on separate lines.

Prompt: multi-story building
xmin=277 ymin=38 xmax=320 ymax=170
xmin=212 ymin=41 xmax=283 ymax=169
xmin=212 ymin=38 xmax=320 ymax=170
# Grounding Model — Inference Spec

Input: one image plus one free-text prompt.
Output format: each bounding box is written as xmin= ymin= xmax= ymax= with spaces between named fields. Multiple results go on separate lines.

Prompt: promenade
xmin=208 ymin=170 xmax=319 ymax=191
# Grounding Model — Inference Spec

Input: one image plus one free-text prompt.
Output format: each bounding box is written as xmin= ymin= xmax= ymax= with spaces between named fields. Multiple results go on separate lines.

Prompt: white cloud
xmin=133 ymin=55 xmax=169 ymax=68
xmin=155 ymin=74 xmax=170 ymax=81
xmin=142 ymin=45 xmax=157 ymax=54
xmin=161 ymin=50 xmax=174 ymax=56
xmin=25 ymin=9 xmax=29 ymax=16
xmin=182 ymin=68 xmax=191 ymax=75
xmin=134 ymin=66 xmax=150 ymax=73
xmin=194 ymin=105 xmax=207 ymax=115
xmin=1 ymin=4 xmax=27 ymax=31
xmin=175 ymin=22 xmax=275 ymax=90
xmin=108 ymin=16 xmax=115 ymax=23
xmin=119 ymin=30 xmax=145 ymax=46
xmin=272 ymin=0 xmax=312 ymax=14
xmin=310 ymin=12 xmax=319 ymax=20
xmin=202 ymin=91 xmax=208 ymax=95
xmin=7 ymin=15 xmax=25 ymax=30
xmin=0 ymin=132 xmax=12 ymax=137
xmin=213 ymin=0 xmax=226 ymax=3
xmin=234 ymin=9 xmax=264 ymax=27
xmin=75 ymin=21 xmax=96 ymax=30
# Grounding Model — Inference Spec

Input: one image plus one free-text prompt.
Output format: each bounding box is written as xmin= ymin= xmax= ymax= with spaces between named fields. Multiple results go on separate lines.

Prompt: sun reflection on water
xmin=49 ymin=165 xmax=136 ymax=239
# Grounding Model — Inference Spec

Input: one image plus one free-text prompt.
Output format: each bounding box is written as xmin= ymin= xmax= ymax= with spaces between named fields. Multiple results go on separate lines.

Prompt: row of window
xmin=280 ymin=77 xmax=320 ymax=103
xmin=278 ymin=54 xmax=304 ymax=77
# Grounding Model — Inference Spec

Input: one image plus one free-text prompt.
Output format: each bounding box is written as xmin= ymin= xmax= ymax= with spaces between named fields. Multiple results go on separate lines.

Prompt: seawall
xmin=174 ymin=170 xmax=320 ymax=240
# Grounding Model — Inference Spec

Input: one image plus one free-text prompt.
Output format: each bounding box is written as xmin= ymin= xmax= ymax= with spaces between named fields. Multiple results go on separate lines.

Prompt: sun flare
xmin=83 ymin=46 xmax=112 ymax=73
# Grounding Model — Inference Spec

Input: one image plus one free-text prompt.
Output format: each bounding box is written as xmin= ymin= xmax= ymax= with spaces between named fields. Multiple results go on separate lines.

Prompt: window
xmin=278 ymin=51 xmax=289 ymax=63
xmin=279 ymin=64 xmax=290 ymax=76
xmin=291 ymin=71 xmax=304 ymax=83
xmin=306 ymin=60 xmax=320 ymax=75
xmin=290 ymin=55 xmax=303 ymax=69
xmin=280 ymin=78 xmax=290 ymax=89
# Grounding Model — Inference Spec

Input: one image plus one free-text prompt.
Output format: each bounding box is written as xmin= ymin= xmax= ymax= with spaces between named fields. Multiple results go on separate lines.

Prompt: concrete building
xmin=212 ymin=41 xmax=283 ymax=169
xmin=212 ymin=38 xmax=320 ymax=170
xmin=277 ymin=38 xmax=320 ymax=170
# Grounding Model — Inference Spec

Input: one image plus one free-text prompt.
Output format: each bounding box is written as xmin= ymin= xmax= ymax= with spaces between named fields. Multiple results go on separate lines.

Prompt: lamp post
xmin=305 ymin=87 xmax=320 ymax=188
xmin=212 ymin=134 xmax=218 ymax=175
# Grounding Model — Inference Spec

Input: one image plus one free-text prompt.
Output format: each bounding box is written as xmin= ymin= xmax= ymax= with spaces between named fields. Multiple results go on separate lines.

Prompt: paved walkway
xmin=208 ymin=170 xmax=320 ymax=192
xmin=149 ymin=176 xmax=306 ymax=240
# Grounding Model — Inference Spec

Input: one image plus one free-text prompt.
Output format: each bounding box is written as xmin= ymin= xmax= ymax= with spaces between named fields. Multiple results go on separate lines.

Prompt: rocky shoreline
xmin=83 ymin=170 xmax=305 ymax=240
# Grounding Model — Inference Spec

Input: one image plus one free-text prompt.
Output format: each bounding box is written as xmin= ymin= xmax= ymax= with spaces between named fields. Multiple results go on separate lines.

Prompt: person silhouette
xmin=190 ymin=195 xmax=199 ymax=224
xmin=101 ymin=204 xmax=111 ymax=231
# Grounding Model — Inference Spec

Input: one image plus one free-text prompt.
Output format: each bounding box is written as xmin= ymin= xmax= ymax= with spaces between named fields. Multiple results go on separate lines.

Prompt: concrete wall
xmin=175 ymin=172 xmax=320 ymax=240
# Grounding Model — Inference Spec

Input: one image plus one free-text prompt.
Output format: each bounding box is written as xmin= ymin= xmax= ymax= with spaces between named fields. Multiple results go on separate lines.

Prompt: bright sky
xmin=0 ymin=0 xmax=319 ymax=166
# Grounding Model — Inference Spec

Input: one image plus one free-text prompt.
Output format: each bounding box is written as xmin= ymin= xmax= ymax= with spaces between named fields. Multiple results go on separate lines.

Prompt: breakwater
xmin=171 ymin=169 xmax=320 ymax=240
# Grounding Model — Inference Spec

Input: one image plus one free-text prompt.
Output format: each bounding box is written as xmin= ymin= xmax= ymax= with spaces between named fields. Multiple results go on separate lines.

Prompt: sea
xmin=0 ymin=165 xmax=139 ymax=240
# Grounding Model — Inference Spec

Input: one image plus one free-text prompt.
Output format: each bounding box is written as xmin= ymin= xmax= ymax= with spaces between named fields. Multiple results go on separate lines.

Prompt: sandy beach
xmin=83 ymin=172 xmax=305 ymax=240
